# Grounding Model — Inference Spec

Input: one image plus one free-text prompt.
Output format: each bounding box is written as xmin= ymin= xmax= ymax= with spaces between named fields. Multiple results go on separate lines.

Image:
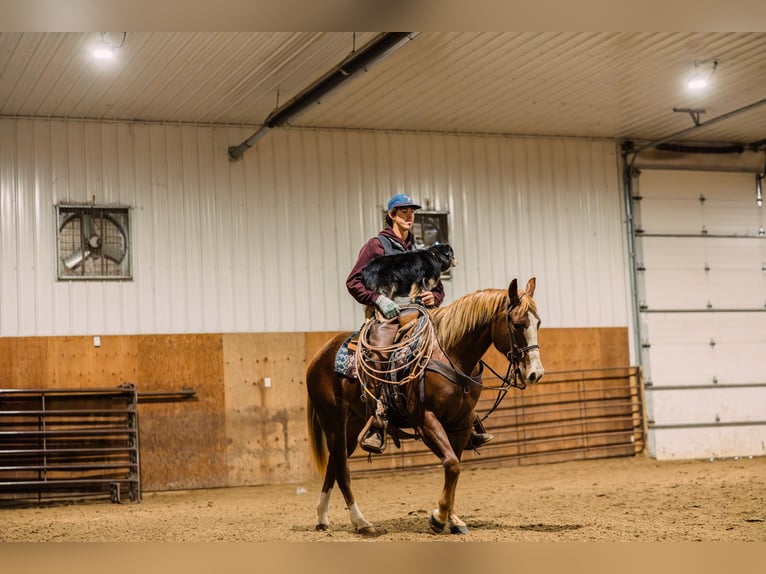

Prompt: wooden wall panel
xmin=222 ymin=333 xmax=311 ymax=486
xmin=135 ymin=335 xmax=226 ymax=491
xmin=48 ymin=336 xmax=139 ymax=387
xmin=0 ymin=338 xmax=49 ymax=387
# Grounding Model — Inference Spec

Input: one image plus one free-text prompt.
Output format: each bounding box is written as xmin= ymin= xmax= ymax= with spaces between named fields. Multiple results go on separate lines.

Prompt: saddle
xmin=333 ymin=307 xmax=424 ymax=381
xmin=359 ymin=306 xmax=432 ymax=386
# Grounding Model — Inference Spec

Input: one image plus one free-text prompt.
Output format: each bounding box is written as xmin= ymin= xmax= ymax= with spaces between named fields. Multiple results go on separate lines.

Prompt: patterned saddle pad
xmin=334 ymin=332 xmax=359 ymax=379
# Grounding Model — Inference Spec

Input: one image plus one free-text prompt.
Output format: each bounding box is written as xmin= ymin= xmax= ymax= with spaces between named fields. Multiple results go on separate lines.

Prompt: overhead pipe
xmin=627 ymin=96 xmax=766 ymax=168
xmin=228 ymin=32 xmax=419 ymax=161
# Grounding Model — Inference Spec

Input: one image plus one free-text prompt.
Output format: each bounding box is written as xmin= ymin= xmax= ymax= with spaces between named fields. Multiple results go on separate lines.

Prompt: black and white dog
xmin=362 ymin=243 xmax=456 ymax=302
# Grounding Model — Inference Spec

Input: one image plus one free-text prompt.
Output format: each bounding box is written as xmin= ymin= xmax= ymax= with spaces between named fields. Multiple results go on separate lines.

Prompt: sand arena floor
xmin=2 ymin=454 xmax=765 ymax=542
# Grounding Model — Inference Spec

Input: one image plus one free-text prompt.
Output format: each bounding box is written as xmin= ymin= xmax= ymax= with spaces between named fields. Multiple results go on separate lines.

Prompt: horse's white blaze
xmin=348 ymin=502 xmax=372 ymax=531
xmin=524 ymin=314 xmax=545 ymax=382
xmin=316 ymin=489 xmax=332 ymax=526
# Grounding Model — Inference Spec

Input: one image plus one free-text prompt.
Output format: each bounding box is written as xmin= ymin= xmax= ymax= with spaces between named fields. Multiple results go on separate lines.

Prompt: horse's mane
xmin=431 ymin=287 xmax=537 ymax=351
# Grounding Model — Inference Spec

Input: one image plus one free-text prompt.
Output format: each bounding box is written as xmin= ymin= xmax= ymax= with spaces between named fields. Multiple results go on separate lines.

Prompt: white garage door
xmin=632 ymin=169 xmax=766 ymax=459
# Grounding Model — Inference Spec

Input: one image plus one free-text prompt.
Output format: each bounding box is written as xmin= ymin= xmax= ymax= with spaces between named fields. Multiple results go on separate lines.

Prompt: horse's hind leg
xmin=316 ymin=411 xmax=375 ymax=535
xmin=342 ymin=413 xmax=375 ymax=534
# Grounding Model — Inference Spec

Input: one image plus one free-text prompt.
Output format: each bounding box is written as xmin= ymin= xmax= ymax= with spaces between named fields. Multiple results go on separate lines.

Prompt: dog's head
xmin=428 ymin=243 xmax=457 ymax=271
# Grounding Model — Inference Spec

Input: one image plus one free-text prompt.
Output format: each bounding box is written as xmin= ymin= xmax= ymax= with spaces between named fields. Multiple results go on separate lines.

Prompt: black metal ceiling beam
xmin=228 ymin=32 xmax=418 ymax=161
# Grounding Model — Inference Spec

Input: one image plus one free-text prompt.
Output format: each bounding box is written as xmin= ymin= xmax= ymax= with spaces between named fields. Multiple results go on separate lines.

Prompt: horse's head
xmin=491 ymin=277 xmax=545 ymax=385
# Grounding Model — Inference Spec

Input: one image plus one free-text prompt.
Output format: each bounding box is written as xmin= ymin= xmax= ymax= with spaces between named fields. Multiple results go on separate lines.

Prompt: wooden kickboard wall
xmin=0 ymin=327 xmax=641 ymax=491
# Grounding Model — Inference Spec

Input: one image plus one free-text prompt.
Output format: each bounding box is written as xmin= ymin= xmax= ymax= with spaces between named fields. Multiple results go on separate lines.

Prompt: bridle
xmin=475 ymin=296 xmax=540 ymax=420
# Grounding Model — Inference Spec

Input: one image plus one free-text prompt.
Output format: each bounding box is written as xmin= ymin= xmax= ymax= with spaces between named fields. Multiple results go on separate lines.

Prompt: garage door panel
xmin=639 ymin=171 xmax=755 ymax=201
xmin=648 ymin=343 xmax=765 ymax=386
xmin=643 ymin=269 xmax=766 ymax=309
xmin=645 ymin=313 xmax=766 ymax=345
xmin=636 ymin=169 xmax=766 ymax=460
xmin=652 ymin=427 xmax=766 ymax=459
xmin=641 ymin=238 xmax=766 ymax=309
xmin=640 ymin=199 xmax=764 ymax=235
xmin=650 ymin=388 xmax=766 ymax=424
xmin=642 ymin=237 xmax=766 ymax=270
xmin=646 ymin=312 xmax=766 ymax=385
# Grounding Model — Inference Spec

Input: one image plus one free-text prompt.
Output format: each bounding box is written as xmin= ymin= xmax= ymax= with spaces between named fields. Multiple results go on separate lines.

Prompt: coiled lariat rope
xmin=355 ymin=305 xmax=435 ymax=401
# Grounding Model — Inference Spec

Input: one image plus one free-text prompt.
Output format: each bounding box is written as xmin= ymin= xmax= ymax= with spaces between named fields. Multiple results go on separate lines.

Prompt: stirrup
xmin=358 ymin=416 xmax=387 ymax=454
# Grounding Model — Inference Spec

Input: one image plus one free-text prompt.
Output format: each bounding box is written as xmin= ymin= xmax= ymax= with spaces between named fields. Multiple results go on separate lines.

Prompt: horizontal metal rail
xmin=649 ymin=420 xmax=766 ymax=430
xmin=0 ymin=429 xmax=135 ymax=437
xmin=0 ymin=477 xmax=138 ymax=488
xmin=646 ymin=382 xmax=766 ymax=390
xmin=0 ymin=463 xmax=138 ymax=471
xmin=0 ymin=387 xmax=136 ymax=396
xmin=0 ymin=409 xmax=138 ymax=416
xmin=636 ymin=232 xmax=766 ymax=239
xmin=640 ymin=308 xmax=766 ymax=313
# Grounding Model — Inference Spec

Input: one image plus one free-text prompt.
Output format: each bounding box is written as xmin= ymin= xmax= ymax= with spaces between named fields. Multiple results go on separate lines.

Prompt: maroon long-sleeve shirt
xmin=345 ymin=226 xmax=445 ymax=307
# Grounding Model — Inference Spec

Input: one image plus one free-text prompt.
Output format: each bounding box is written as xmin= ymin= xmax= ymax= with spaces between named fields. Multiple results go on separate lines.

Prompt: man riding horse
xmin=345 ymin=193 xmax=493 ymax=453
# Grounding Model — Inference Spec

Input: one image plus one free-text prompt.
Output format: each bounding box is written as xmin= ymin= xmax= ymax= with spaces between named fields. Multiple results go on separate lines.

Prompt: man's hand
xmin=375 ymin=295 xmax=400 ymax=319
xmin=419 ymin=291 xmax=436 ymax=307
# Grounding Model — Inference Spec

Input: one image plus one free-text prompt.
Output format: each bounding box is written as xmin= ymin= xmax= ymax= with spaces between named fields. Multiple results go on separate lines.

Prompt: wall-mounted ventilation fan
xmin=56 ymin=205 xmax=132 ymax=280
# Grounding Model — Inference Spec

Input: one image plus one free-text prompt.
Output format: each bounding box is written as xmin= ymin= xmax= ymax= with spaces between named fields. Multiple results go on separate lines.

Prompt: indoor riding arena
xmin=1 ymin=31 xmax=765 ymax=544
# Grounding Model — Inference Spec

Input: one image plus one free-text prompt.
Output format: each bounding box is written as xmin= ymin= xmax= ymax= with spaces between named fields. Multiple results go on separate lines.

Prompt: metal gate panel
xmin=632 ymin=168 xmax=766 ymax=459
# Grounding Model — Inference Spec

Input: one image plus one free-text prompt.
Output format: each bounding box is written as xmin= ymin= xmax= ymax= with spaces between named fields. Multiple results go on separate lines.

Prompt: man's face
xmin=391 ymin=207 xmax=416 ymax=231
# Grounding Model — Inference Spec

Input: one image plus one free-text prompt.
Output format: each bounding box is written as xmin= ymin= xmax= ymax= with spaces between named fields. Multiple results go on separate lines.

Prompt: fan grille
xmin=56 ymin=205 xmax=132 ymax=280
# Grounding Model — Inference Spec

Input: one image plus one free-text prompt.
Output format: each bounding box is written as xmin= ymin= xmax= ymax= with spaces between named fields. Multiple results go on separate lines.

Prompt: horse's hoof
xmin=429 ymin=513 xmax=445 ymax=533
xmin=315 ymin=523 xmax=329 ymax=531
xmin=357 ymin=525 xmax=376 ymax=536
xmin=450 ymin=524 xmax=470 ymax=535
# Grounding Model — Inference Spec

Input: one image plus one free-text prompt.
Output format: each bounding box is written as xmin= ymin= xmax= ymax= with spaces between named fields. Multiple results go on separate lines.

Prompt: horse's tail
xmin=306 ymin=396 xmax=328 ymax=474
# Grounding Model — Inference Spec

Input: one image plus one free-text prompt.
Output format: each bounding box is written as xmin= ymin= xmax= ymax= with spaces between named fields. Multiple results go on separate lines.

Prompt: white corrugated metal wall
xmin=0 ymin=118 xmax=631 ymax=337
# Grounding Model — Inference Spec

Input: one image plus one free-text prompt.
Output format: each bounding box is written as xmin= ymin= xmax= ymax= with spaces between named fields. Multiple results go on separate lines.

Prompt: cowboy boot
xmin=468 ymin=414 xmax=494 ymax=449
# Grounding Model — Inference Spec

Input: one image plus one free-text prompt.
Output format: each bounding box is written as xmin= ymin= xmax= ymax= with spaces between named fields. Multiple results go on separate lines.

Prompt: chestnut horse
xmin=306 ymin=277 xmax=544 ymax=535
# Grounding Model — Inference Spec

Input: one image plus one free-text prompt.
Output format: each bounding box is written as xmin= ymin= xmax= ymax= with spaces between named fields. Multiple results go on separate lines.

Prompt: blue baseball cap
xmin=387 ymin=193 xmax=421 ymax=211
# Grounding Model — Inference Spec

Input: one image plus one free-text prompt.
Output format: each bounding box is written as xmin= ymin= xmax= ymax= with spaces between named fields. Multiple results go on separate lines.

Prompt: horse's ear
xmin=508 ymin=279 xmax=520 ymax=307
xmin=525 ymin=277 xmax=536 ymax=297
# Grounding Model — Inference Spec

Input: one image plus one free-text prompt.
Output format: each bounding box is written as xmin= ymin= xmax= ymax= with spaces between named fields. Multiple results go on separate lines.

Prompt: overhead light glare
xmin=91 ymin=40 xmax=115 ymax=59
xmin=89 ymin=33 xmax=126 ymax=61
xmin=686 ymin=59 xmax=718 ymax=91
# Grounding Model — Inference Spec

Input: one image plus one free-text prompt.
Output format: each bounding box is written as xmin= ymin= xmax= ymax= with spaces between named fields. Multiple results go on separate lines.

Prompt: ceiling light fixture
xmin=757 ymin=174 xmax=763 ymax=207
xmin=686 ymin=59 xmax=718 ymax=91
xmin=90 ymin=32 xmax=126 ymax=60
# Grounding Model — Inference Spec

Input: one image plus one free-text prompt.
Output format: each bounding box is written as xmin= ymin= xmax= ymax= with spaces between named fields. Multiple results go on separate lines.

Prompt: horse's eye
xmin=513 ymin=323 xmax=525 ymax=332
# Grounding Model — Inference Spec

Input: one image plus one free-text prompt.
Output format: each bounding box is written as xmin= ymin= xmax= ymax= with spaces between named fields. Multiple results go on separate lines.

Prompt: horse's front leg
xmin=419 ymin=410 xmax=471 ymax=535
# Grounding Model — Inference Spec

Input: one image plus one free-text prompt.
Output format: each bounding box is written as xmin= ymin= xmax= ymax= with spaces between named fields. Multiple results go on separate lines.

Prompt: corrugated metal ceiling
xmin=1 ymin=32 xmax=765 ymax=145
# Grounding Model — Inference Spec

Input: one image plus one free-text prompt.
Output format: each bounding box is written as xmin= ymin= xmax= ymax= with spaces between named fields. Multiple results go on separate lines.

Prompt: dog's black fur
xmin=362 ymin=243 xmax=457 ymax=302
